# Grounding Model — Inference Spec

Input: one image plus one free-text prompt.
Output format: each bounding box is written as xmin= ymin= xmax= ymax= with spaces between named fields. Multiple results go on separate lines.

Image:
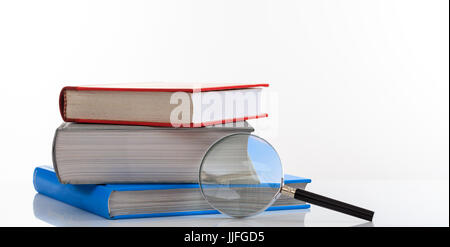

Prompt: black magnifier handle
xmin=281 ymin=185 xmax=374 ymax=221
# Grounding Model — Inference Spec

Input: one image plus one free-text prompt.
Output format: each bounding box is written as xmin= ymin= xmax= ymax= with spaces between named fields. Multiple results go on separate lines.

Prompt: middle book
xmin=52 ymin=122 xmax=254 ymax=184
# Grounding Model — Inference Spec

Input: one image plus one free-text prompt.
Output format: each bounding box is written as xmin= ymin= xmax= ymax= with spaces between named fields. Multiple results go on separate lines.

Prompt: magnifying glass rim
xmin=198 ymin=132 xmax=285 ymax=218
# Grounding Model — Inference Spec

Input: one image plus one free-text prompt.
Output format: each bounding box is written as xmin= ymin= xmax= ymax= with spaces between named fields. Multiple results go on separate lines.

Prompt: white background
xmin=0 ymin=0 xmax=448 ymax=226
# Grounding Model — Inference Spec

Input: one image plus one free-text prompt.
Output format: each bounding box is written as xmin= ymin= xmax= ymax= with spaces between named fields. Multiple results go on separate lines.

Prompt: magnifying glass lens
xmin=199 ymin=134 xmax=283 ymax=218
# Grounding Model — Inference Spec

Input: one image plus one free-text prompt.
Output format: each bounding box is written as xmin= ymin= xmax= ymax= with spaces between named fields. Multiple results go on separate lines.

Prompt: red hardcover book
xmin=59 ymin=82 xmax=269 ymax=127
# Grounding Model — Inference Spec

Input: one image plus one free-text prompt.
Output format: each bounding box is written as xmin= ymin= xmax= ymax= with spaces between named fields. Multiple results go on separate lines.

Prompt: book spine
xmin=51 ymin=125 xmax=62 ymax=183
xmin=59 ymin=86 xmax=76 ymax=122
xmin=33 ymin=167 xmax=112 ymax=219
xmin=58 ymin=87 xmax=65 ymax=121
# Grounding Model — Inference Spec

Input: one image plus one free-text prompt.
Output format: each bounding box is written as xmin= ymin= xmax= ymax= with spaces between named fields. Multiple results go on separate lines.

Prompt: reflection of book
xmin=34 ymin=167 xmax=311 ymax=220
xmin=53 ymin=122 xmax=254 ymax=184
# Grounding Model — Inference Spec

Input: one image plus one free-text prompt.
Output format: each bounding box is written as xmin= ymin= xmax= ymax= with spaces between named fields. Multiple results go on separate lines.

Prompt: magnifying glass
xmin=199 ymin=133 xmax=374 ymax=221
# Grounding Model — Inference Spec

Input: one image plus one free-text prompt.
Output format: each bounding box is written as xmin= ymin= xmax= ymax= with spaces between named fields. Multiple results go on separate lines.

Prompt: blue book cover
xmin=33 ymin=166 xmax=311 ymax=220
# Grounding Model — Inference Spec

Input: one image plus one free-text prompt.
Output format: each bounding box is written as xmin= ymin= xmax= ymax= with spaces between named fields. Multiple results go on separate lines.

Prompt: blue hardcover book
xmin=33 ymin=166 xmax=311 ymax=220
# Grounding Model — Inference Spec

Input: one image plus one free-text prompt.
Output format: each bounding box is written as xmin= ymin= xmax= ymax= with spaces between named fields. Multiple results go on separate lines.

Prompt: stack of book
xmin=34 ymin=83 xmax=311 ymax=219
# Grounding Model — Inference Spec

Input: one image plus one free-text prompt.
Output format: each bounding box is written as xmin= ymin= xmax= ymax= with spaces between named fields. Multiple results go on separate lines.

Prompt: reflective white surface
xmin=0 ymin=0 xmax=447 ymax=228
xmin=1 ymin=178 xmax=447 ymax=226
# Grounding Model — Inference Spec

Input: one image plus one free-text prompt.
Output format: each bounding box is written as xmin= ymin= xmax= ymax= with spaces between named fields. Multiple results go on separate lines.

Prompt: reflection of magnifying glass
xmin=199 ymin=133 xmax=374 ymax=221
